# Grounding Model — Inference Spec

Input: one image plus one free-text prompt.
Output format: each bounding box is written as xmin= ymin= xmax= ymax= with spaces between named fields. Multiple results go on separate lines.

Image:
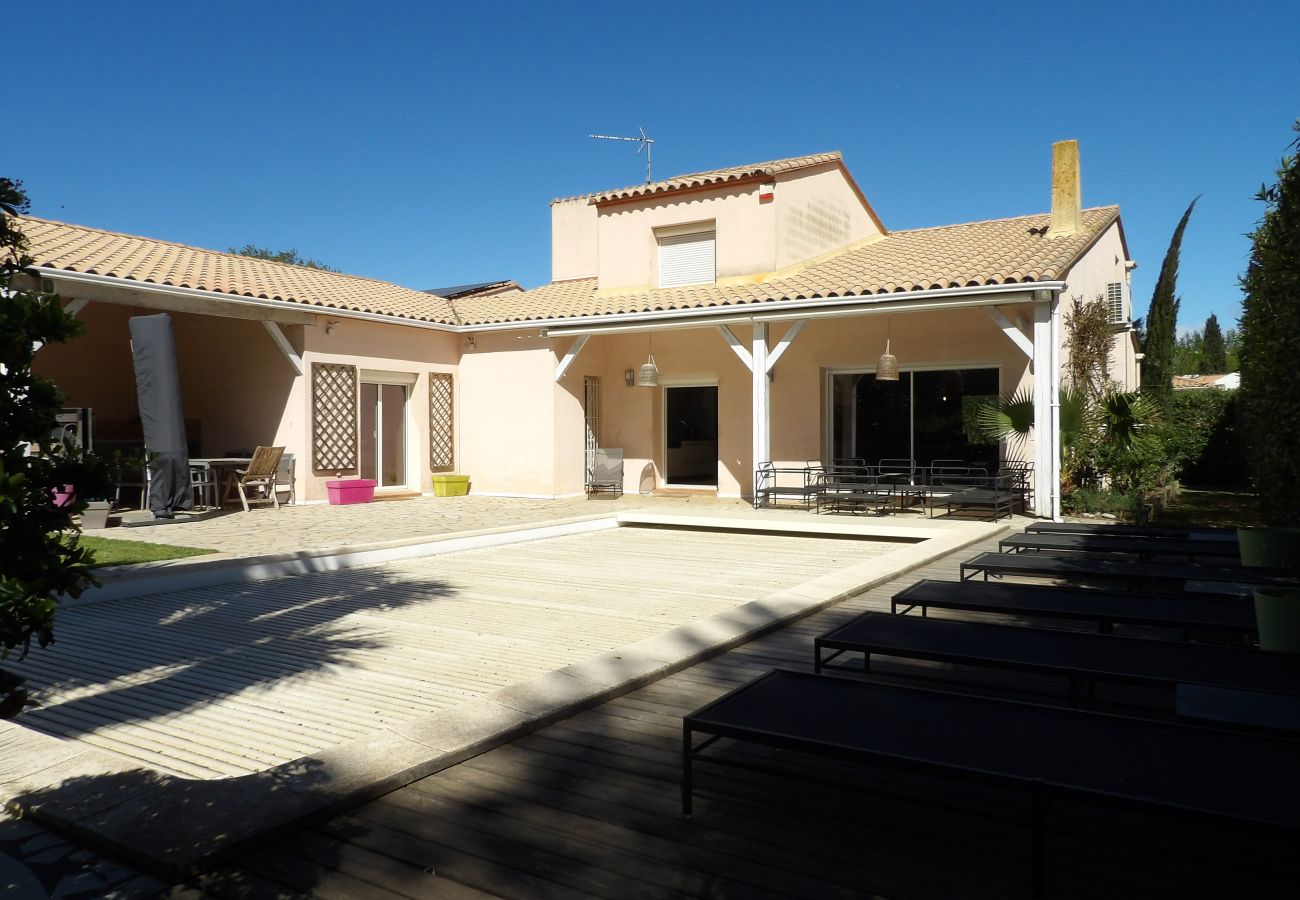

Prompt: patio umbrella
xmin=129 ymin=314 xmax=193 ymax=518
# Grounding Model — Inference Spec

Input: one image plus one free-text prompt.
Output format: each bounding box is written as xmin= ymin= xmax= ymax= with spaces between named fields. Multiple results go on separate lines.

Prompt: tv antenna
xmin=588 ymin=127 xmax=655 ymax=183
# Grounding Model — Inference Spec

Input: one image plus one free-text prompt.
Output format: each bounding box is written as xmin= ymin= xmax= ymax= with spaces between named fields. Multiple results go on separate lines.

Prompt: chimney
xmin=1046 ymin=139 xmax=1082 ymax=238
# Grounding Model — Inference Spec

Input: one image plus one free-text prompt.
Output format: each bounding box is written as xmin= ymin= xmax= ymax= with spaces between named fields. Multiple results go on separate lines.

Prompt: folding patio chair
xmin=273 ymin=452 xmax=296 ymax=506
xmin=586 ymin=447 xmax=624 ymax=497
xmin=227 ymin=446 xmax=285 ymax=511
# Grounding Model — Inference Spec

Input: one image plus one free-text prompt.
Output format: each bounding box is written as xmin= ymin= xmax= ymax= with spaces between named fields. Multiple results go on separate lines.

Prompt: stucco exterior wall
xmin=594 ymin=183 xmax=776 ymax=291
xmin=774 ymin=164 xmax=883 ymax=270
xmin=1058 ymin=222 xmax=1139 ymax=391
xmin=554 ymin=305 xmax=1034 ymax=499
xmin=300 ymin=318 xmax=459 ymax=501
xmin=551 ymin=198 xmax=599 ymax=282
xmin=457 ymin=331 xmax=561 ymax=497
xmin=34 ymin=302 xmax=299 ymax=459
xmin=36 ymin=301 xmax=468 ymax=504
xmin=590 ymin=162 xmax=879 ymax=292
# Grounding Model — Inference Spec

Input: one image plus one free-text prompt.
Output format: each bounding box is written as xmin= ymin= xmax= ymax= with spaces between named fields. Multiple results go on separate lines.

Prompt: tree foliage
xmin=1240 ymin=121 xmax=1300 ymax=526
xmin=1171 ymin=322 xmax=1241 ymax=375
xmin=230 ymin=244 xmax=338 ymax=272
xmin=1142 ymin=197 xmax=1198 ymax=408
xmin=1201 ymin=313 xmax=1227 ymax=373
xmin=1 ymin=178 xmax=110 ymax=716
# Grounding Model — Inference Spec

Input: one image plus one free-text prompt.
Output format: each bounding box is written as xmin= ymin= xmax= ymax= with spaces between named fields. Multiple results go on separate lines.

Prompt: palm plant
xmin=976 ymin=386 xmax=1159 ymax=490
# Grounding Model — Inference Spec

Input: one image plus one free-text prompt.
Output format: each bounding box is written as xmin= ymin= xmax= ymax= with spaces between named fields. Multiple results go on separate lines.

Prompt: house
xmin=20 ymin=141 xmax=1137 ymax=519
xmin=1172 ymin=372 xmax=1239 ymax=391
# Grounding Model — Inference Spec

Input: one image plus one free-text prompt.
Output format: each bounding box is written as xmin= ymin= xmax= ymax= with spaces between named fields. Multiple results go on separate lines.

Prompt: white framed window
xmin=657 ymin=225 xmax=715 ymax=288
xmin=1106 ymin=281 xmax=1126 ymax=324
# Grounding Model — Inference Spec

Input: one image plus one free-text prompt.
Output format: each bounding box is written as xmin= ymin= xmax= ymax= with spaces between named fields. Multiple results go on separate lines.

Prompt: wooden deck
xmin=198 ymin=536 xmax=1296 ymax=899
xmin=11 ymin=526 xmax=900 ymax=779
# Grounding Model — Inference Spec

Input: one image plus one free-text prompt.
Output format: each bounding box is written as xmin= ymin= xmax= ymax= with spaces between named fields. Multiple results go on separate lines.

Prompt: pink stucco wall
xmin=300 ymin=318 xmax=459 ymax=500
xmin=1058 ymin=222 xmax=1140 ymax=390
xmin=35 ymin=302 xmax=461 ymax=503
xmin=553 ymin=306 xmax=1036 ymax=498
xmin=552 ymin=162 xmax=881 ymax=292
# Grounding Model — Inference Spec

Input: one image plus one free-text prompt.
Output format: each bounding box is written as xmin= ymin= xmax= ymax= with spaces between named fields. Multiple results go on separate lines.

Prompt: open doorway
xmin=664 ymin=385 xmax=718 ymax=486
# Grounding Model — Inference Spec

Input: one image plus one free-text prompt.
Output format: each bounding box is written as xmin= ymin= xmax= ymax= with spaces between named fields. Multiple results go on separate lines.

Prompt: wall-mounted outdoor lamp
xmin=325 ymin=320 xmax=338 ymax=336
xmin=624 ymin=369 xmax=635 ymax=387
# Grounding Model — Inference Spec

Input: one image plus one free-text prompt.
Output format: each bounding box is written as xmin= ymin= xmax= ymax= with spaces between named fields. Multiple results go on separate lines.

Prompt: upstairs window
xmin=1106 ymin=281 xmax=1126 ymax=323
xmin=657 ymin=225 xmax=715 ymax=288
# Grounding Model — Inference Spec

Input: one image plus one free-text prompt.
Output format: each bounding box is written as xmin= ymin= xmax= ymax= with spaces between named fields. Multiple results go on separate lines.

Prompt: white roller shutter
xmin=658 ymin=229 xmax=715 ymax=288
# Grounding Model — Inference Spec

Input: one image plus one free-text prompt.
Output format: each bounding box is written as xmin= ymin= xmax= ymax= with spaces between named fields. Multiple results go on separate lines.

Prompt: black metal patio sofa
xmin=753 ymin=461 xmax=822 ymax=509
xmin=682 ymin=669 xmax=1300 ymax=896
xmin=812 ymin=612 xmax=1300 ymax=715
xmin=814 ymin=463 xmax=894 ymax=515
xmin=890 ymin=578 xmax=1257 ymax=638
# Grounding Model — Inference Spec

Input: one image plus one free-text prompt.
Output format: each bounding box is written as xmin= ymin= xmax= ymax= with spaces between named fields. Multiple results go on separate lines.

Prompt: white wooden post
xmin=752 ymin=322 xmax=770 ymax=471
xmin=1049 ymin=296 xmax=1062 ymax=521
xmin=1032 ymin=302 xmax=1053 ymax=518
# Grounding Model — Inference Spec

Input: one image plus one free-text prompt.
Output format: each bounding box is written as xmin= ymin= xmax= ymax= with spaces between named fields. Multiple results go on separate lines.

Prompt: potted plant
xmin=1238 ymin=528 xmax=1300 ymax=653
xmin=77 ymin=450 xmax=143 ymax=529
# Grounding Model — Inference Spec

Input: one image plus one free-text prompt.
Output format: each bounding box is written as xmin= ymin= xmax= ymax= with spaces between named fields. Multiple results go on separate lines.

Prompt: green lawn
xmin=76 ymin=534 xmax=216 ymax=567
xmin=1158 ymin=486 xmax=1263 ymax=530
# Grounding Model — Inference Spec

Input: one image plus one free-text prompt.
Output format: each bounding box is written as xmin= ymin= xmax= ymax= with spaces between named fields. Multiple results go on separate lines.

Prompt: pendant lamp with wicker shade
xmin=876 ymin=319 xmax=899 ymax=381
xmin=637 ymin=333 xmax=660 ymax=387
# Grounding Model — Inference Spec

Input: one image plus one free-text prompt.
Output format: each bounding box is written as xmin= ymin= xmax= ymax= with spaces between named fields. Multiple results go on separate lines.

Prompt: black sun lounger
xmin=1025 ymin=521 xmax=1239 ymax=543
xmin=891 ymin=579 xmax=1257 ymax=638
xmin=813 ymin=613 xmax=1300 ymax=714
xmin=682 ymin=669 xmax=1300 ymax=895
xmin=959 ymin=551 xmax=1300 ymax=591
xmin=999 ymin=531 xmax=1242 ymax=562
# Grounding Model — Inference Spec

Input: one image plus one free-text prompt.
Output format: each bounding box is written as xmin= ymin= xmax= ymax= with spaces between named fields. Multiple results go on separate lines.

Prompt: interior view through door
xmin=665 ymin=385 xmax=718 ymax=486
xmin=829 ymin=368 xmax=999 ymax=470
xmin=359 ymin=381 xmax=407 ymax=488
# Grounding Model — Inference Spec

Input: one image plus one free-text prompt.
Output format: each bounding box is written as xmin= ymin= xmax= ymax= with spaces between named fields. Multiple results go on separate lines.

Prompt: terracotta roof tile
xmin=456 ymin=207 xmax=1120 ymax=326
xmin=557 ymin=151 xmax=843 ymax=204
xmin=12 ymin=216 xmax=458 ymax=325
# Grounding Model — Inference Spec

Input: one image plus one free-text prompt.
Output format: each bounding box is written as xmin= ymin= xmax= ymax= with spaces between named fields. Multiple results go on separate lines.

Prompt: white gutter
xmin=539 ymin=282 xmax=1064 ymax=338
xmin=38 ymin=269 xmax=461 ymax=333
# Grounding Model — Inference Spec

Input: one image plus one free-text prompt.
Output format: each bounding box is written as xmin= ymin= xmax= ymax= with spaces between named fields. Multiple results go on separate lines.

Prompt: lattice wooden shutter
xmin=312 ymin=363 xmax=358 ymax=470
xmin=429 ymin=372 xmax=454 ymax=470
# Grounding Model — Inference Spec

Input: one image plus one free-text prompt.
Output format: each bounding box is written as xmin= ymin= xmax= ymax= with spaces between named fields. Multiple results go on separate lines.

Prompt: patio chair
xmin=273 ymin=452 xmax=296 ymax=506
xmin=587 ymin=447 xmax=624 ymax=497
xmin=227 ymin=445 xmax=285 ymax=511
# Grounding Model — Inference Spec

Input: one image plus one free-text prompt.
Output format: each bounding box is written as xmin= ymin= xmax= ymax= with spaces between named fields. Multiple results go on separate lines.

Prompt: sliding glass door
xmin=829 ymin=368 xmax=999 ymax=468
xmin=359 ymin=381 xmax=407 ymax=488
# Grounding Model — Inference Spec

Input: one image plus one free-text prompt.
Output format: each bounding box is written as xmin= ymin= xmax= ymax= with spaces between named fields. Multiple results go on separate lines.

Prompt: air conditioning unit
xmin=1106 ymin=282 xmax=1126 ymax=324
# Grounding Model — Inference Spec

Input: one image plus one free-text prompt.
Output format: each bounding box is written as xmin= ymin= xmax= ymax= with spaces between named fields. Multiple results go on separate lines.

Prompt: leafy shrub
xmin=1158 ymin=390 xmax=1244 ymax=484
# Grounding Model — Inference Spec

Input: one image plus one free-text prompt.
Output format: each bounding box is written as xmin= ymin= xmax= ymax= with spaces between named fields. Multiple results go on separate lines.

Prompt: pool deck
xmin=1 ymin=501 xmax=1007 ymax=878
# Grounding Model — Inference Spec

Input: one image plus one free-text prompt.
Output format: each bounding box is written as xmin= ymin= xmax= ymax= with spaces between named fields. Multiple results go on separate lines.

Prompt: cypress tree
xmin=1240 ymin=122 xmax=1300 ymax=525
xmin=1201 ymin=313 xmax=1227 ymax=373
xmin=1142 ymin=198 xmax=1199 ymax=407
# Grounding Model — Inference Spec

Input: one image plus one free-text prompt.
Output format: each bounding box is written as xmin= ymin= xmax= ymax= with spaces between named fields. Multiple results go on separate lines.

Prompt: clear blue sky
xmin=11 ymin=1 xmax=1296 ymax=332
